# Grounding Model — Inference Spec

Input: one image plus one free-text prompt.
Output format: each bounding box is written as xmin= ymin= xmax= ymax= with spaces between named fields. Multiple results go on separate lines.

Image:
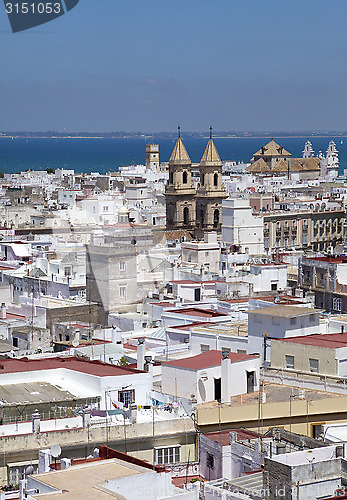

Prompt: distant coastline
xmin=1 ymin=131 xmax=347 ymax=140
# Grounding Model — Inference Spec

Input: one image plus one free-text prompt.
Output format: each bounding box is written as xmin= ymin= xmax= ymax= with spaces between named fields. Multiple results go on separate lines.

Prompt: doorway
xmin=247 ymin=371 xmax=255 ymax=393
xmin=214 ymin=378 xmax=221 ymax=401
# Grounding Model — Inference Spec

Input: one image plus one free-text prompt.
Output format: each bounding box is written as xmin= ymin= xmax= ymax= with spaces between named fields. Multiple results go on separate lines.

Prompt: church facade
xmin=246 ymin=138 xmax=339 ymax=180
xmin=165 ymin=128 xmax=227 ymax=232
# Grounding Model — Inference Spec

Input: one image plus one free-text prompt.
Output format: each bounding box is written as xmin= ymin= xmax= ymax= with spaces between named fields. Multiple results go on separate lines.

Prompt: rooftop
xmin=166 ymin=307 xmax=228 ymax=318
xmin=0 ymin=356 xmax=144 ymax=377
xmin=277 ymin=332 xmax=347 ymax=349
xmin=203 ymin=428 xmax=262 ymax=446
xmin=190 ymin=321 xmax=248 ymax=337
xmin=30 ymin=458 xmax=151 ymax=500
xmin=247 ymin=305 xmax=321 ymax=318
xmin=163 ymin=350 xmax=257 ymax=370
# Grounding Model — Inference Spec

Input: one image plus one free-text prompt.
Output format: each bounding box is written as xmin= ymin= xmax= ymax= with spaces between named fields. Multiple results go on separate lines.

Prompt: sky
xmin=1 ymin=0 xmax=347 ymax=133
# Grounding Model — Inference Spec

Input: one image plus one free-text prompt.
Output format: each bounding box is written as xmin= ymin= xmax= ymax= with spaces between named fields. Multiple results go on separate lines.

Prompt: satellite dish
xmin=25 ymin=466 xmax=34 ymax=476
xmin=50 ymin=444 xmax=62 ymax=458
xmin=72 ymin=340 xmax=79 ymax=348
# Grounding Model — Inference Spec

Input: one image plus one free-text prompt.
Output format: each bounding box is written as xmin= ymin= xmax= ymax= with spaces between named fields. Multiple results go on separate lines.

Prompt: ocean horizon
xmin=0 ymin=136 xmax=346 ymax=175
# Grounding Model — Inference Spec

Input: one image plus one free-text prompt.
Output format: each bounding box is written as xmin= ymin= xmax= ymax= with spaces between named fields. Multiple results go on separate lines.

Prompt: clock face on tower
xmin=4 ymin=0 xmax=80 ymax=33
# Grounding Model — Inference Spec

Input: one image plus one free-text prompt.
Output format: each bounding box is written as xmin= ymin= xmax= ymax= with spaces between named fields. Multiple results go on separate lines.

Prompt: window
xmin=120 ymin=286 xmax=126 ymax=299
xmin=64 ymin=267 xmax=72 ymax=277
xmin=271 ymin=283 xmax=278 ymax=291
xmin=155 ymin=446 xmax=180 ymax=465
xmin=290 ymin=317 xmax=296 ymax=326
xmin=118 ymin=389 xmax=135 ymax=405
xmin=237 ymin=349 xmax=247 ymax=354
xmin=333 ymin=297 xmax=342 ymax=312
xmin=103 ymin=206 xmax=109 ymax=211
xmin=309 ymin=314 xmax=315 ymax=322
xmin=285 ymin=355 xmax=294 ymax=369
xmin=182 ymin=171 xmax=188 ymax=184
xmin=214 ymin=173 xmax=218 ymax=187
xmin=309 ymin=358 xmax=319 ymax=373
xmin=200 ymin=344 xmax=210 ymax=353
xmin=120 ymin=261 xmax=126 ymax=271
xmin=221 ymin=347 xmax=230 ymax=354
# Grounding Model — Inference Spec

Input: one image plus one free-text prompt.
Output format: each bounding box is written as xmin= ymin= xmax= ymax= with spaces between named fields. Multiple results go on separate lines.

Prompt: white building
xmin=222 ymin=198 xmax=264 ymax=255
xmin=247 ymin=305 xmax=321 ymax=363
xmin=181 ymin=233 xmax=220 ymax=274
xmin=161 ymin=350 xmax=260 ymax=404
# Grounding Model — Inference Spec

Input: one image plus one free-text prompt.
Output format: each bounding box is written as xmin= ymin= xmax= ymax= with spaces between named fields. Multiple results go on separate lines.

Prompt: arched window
xmin=169 ymin=171 xmax=173 ymax=184
xmin=213 ymin=209 xmax=219 ymax=228
xmin=201 ymin=174 xmax=205 ymax=186
xmin=183 ymin=171 xmax=188 ymax=184
xmin=183 ymin=207 xmax=189 ymax=225
xmin=214 ymin=173 xmax=218 ymax=187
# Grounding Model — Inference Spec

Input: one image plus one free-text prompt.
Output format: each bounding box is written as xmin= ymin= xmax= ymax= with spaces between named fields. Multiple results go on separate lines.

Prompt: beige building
xmin=197 ymin=384 xmax=347 ymax=439
xmin=270 ymin=332 xmax=347 ymax=377
xmin=263 ymin=208 xmax=345 ymax=253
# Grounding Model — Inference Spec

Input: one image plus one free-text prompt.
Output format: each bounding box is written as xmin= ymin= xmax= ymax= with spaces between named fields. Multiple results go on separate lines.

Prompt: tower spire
xmin=178 ymin=124 xmax=181 ymax=138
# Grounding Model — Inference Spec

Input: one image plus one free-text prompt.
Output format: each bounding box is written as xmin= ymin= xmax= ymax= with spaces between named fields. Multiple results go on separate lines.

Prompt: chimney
xmin=32 ymin=410 xmax=40 ymax=434
xmin=221 ymin=351 xmax=231 ymax=404
xmin=1 ymin=303 xmax=6 ymax=320
xmin=82 ymin=409 xmax=91 ymax=428
xmin=137 ymin=337 xmax=146 ymax=370
xmin=144 ymin=355 xmax=153 ymax=376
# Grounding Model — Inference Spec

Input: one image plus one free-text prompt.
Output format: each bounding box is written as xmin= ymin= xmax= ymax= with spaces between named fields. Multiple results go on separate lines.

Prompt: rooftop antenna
xmin=178 ymin=124 xmax=181 ymax=138
xmin=210 ymin=126 xmax=212 ymax=139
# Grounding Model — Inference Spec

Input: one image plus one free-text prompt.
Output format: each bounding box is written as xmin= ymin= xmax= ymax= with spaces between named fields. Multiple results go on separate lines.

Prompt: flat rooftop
xmin=247 ymin=305 xmax=321 ymax=318
xmin=277 ymin=332 xmax=347 ymax=348
xmin=0 ymin=356 xmax=144 ymax=377
xmin=0 ymin=381 xmax=76 ymax=406
xmin=166 ymin=307 xmax=228 ymax=318
xmin=190 ymin=321 xmax=248 ymax=337
xmin=164 ymin=350 xmax=257 ymax=370
xmin=30 ymin=458 xmax=150 ymax=500
xmin=199 ymin=383 xmax=346 ymax=409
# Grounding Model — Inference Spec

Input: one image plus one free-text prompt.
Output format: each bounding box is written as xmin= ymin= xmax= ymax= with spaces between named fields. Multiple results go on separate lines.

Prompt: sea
xmin=0 ymin=136 xmax=346 ymax=175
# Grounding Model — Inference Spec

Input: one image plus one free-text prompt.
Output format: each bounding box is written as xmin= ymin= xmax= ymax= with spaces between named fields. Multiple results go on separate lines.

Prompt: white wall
xmin=222 ymin=198 xmax=264 ymax=255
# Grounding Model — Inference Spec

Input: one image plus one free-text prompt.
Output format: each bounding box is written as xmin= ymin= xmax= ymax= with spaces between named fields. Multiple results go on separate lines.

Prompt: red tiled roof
xmin=203 ymin=428 xmax=263 ymax=446
xmin=170 ymin=322 xmax=211 ymax=331
xmin=148 ymin=302 xmax=175 ymax=307
xmin=166 ymin=308 xmax=228 ymax=318
xmin=163 ymin=350 xmax=257 ymax=370
xmin=304 ymin=257 xmax=347 ymax=264
xmin=0 ymin=356 xmax=144 ymax=376
xmin=278 ymin=333 xmax=347 ymax=349
xmin=6 ymin=312 xmax=26 ymax=320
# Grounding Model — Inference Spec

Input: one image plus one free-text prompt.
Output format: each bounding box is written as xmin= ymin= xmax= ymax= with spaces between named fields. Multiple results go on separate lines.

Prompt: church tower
xmin=196 ymin=128 xmax=227 ymax=231
xmin=146 ymin=143 xmax=160 ymax=171
xmin=165 ymin=127 xmax=196 ymax=229
xmin=303 ymin=140 xmax=314 ymax=158
xmin=325 ymin=139 xmax=339 ymax=178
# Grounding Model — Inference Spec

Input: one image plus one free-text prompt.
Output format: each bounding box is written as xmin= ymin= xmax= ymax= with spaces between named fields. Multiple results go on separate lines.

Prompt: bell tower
xmin=165 ymin=127 xmax=196 ymax=229
xmin=196 ymin=127 xmax=226 ymax=231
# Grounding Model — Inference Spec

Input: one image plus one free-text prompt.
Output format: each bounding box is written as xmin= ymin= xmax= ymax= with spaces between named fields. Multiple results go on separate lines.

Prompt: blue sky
xmin=1 ymin=0 xmax=347 ymax=132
